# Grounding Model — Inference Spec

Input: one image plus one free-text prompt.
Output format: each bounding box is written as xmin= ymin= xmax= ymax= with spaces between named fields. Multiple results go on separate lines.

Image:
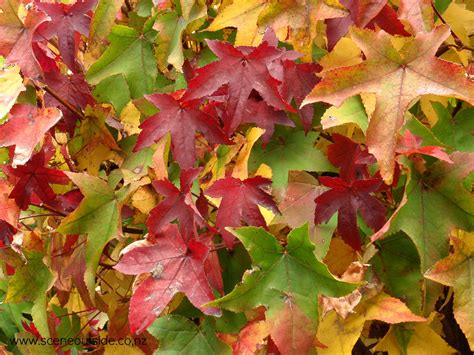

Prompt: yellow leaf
xmin=438 ymin=2 xmax=474 ymax=46
xmin=0 ymin=64 xmax=24 ymax=119
xmin=120 ymin=102 xmax=141 ymax=136
xmin=232 ymin=127 xmax=265 ymax=180
xmin=319 ymin=38 xmax=362 ymax=72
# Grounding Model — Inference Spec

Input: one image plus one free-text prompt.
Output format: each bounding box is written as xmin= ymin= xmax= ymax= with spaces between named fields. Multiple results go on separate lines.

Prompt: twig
xmin=42 ymin=85 xmax=86 ymax=120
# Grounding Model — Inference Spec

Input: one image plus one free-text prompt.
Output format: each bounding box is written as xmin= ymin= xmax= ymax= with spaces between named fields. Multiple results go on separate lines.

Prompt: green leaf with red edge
xmin=207 ymin=224 xmax=359 ymax=354
xmin=303 ymin=25 xmax=474 ymax=184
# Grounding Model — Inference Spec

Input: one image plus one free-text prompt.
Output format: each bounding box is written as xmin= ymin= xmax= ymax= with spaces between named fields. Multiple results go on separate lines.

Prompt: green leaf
xmin=89 ymin=0 xmax=124 ymax=52
xmin=148 ymin=315 xmax=231 ymax=354
xmin=320 ymin=95 xmax=368 ymax=132
xmin=249 ymin=130 xmax=335 ymax=189
xmin=92 ymin=74 xmax=131 ymax=114
xmin=385 ymin=152 xmax=474 ymax=272
xmin=57 ymin=173 xmax=136 ymax=299
xmin=86 ymin=25 xmax=157 ymax=98
xmin=372 ymin=232 xmax=423 ymax=313
xmin=208 ymin=224 xmax=358 ymax=354
xmin=431 ymin=103 xmax=474 ymax=152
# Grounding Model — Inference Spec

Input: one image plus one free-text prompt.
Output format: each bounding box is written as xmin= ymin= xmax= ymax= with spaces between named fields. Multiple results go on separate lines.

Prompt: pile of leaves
xmin=0 ymin=0 xmax=473 ymax=353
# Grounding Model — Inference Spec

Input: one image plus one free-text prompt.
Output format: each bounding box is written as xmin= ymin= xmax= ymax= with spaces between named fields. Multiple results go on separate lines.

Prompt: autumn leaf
xmin=208 ymin=225 xmax=359 ymax=354
xmin=0 ymin=0 xmax=49 ymax=79
xmin=35 ymin=0 xmax=96 ymax=71
xmin=0 ymin=104 xmax=62 ymax=166
xmin=183 ymin=38 xmax=294 ymax=135
xmin=303 ymin=25 xmax=474 ymax=183
xmin=114 ymin=224 xmax=222 ymax=334
xmin=3 ymin=150 xmax=69 ymax=210
xmin=425 ymin=230 xmax=474 ymax=349
xmin=396 ymin=130 xmax=453 ymax=163
xmin=315 ymin=176 xmax=386 ymax=250
xmin=205 ymin=176 xmax=279 ymax=247
xmin=57 ymin=172 xmax=137 ymax=298
xmin=147 ymin=168 xmax=205 ymax=239
xmin=135 ymin=92 xmax=231 ymax=169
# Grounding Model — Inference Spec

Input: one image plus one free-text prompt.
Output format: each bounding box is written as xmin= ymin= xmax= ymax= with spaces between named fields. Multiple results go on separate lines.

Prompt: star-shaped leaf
xmin=147 ymin=168 xmax=205 ymax=238
xmin=183 ymin=39 xmax=294 ymax=135
xmin=205 ymin=176 xmax=279 ymax=247
xmin=4 ymin=150 xmax=69 ymax=210
xmin=303 ymin=25 xmax=474 ymax=183
xmin=0 ymin=104 xmax=62 ymax=166
xmin=208 ymin=225 xmax=359 ymax=354
xmin=315 ymin=176 xmax=386 ymax=250
xmin=135 ymin=92 xmax=231 ymax=169
xmin=425 ymin=230 xmax=474 ymax=349
xmin=35 ymin=0 xmax=96 ymax=70
xmin=57 ymin=172 xmax=137 ymax=298
xmin=114 ymin=225 xmax=222 ymax=334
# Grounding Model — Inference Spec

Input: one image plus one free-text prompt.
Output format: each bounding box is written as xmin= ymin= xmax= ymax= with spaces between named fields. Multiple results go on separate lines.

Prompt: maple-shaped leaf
xmin=0 ymin=104 xmax=62 ymax=166
xmin=43 ymin=70 xmax=95 ymax=133
xmin=241 ymin=95 xmax=294 ymax=144
xmin=425 ymin=230 xmax=474 ymax=349
xmin=325 ymin=0 xmax=409 ymax=50
xmin=303 ymin=25 xmax=474 ymax=184
xmin=327 ymin=133 xmax=375 ymax=182
xmin=0 ymin=0 xmax=49 ymax=79
xmin=148 ymin=315 xmax=230 ymax=353
xmin=280 ymin=61 xmax=320 ymax=131
xmin=135 ymin=92 xmax=231 ymax=169
xmin=3 ymin=150 xmax=69 ymax=210
xmin=372 ymin=152 xmax=474 ymax=273
xmin=208 ymin=225 xmax=358 ymax=354
xmin=205 ymin=176 xmax=279 ymax=247
xmin=147 ymin=168 xmax=205 ymax=238
xmin=35 ymin=0 xmax=96 ymax=70
xmin=114 ymin=224 xmax=222 ymax=334
xmin=57 ymin=172 xmax=138 ymax=298
xmin=0 ymin=63 xmax=24 ymax=119
xmin=396 ymin=130 xmax=453 ymax=163
xmin=183 ymin=39 xmax=294 ymax=135
xmin=315 ymin=176 xmax=386 ymax=250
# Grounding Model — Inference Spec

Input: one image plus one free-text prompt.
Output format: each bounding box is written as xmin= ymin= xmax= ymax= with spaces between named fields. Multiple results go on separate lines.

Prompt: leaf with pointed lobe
xmin=303 ymin=25 xmax=474 ymax=184
xmin=315 ymin=176 xmax=386 ymax=250
xmin=114 ymin=224 xmax=222 ymax=334
xmin=147 ymin=168 xmax=205 ymax=239
xmin=327 ymin=133 xmax=375 ymax=182
xmin=135 ymin=92 xmax=232 ymax=169
xmin=4 ymin=150 xmax=69 ymax=210
xmin=0 ymin=104 xmax=62 ymax=166
xmin=208 ymin=225 xmax=358 ymax=354
xmin=396 ymin=130 xmax=453 ymax=163
xmin=0 ymin=179 xmax=19 ymax=228
xmin=34 ymin=0 xmax=96 ymax=70
xmin=57 ymin=172 xmax=137 ymax=298
xmin=0 ymin=63 xmax=24 ymax=119
xmin=205 ymin=176 xmax=279 ymax=247
xmin=183 ymin=39 xmax=294 ymax=136
xmin=0 ymin=0 xmax=49 ymax=79
xmin=325 ymin=0 xmax=409 ymax=50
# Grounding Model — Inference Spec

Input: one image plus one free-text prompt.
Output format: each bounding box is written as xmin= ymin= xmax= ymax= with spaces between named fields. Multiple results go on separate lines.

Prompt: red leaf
xmin=396 ymin=130 xmax=453 ymax=163
xmin=327 ymin=133 xmax=375 ymax=181
xmin=0 ymin=104 xmax=62 ymax=166
xmin=205 ymin=176 xmax=279 ymax=247
xmin=135 ymin=93 xmax=232 ymax=169
xmin=0 ymin=179 xmax=19 ymax=228
xmin=0 ymin=4 xmax=49 ymax=79
xmin=147 ymin=168 xmax=205 ymax=239
xmin=35 ymin=0 xmax=96 ymax=70
xmin=4 ymin=150 xmax=69 ymax=210
xmin=325 ymin=0 xmax=409 ymax=50
xmin=280 ymin=60 xmax=321 ymax=131
xmin=183 ymin=39 xmax=295 ymax=135
xmin=114 ymin=224 xmax=221 ymax=334
xmin=314 ymin=176 xmax=386 ymax=250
